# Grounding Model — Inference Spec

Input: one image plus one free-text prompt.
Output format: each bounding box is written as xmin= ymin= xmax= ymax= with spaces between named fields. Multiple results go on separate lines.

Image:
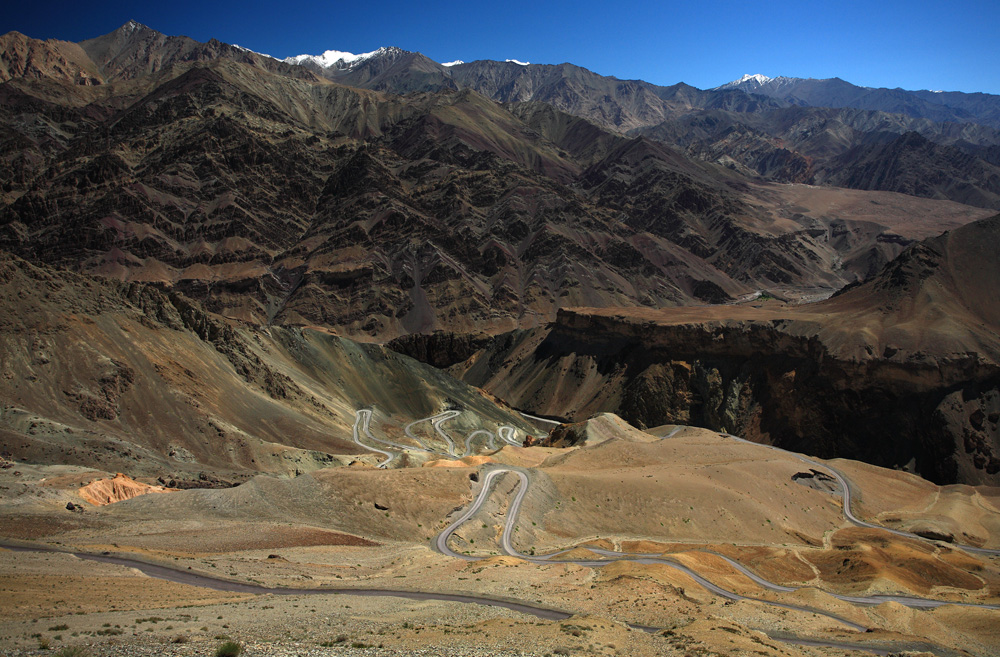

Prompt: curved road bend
xmin=352 ymin=410 xmax=395 ymax=468
xmin=719 ymin=434 xmax=1000 ymax=558
xmin=429 ymin=410 xmax=462 ymax=456
xmin=404 ymin=413 xmax=455 ymax=456
xmin=497 ymin=426 xmax=520 ymax=446
xmin=463 ymin=430 xmax=495 ymax=457
xmin=436 ymin=467 xmax=1000 ymax=620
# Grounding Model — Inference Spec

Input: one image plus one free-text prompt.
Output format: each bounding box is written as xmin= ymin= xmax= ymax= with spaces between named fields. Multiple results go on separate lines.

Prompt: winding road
xmin=431 ymin=410 xmax=461 ymax=455
xmin=351 ymin=409 xmax=395 ymax=468
xmin=720 ymin=433 xmax=1000 ymax=558
xmin=8 ymin=416 xmax=996 ymax=656
xmin=352 ymin=408 xmax=522 ymax=463
xmin=434 ymin=441 xmax=1000 ymax=633
xmin=463 ymin=430 xmax=496 ymax=456
xmin=404 ymin=414 xmax=450 ymax=455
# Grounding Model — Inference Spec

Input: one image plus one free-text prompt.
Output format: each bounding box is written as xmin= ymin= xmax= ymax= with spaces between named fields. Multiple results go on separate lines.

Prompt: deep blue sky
xmin=5 ymin=0 xmax=999 ymax=94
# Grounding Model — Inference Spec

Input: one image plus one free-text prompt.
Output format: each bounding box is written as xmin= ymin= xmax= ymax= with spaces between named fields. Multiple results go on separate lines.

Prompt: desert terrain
xmin=1 ymin=413 xmax=998 ymax=657
xmin=2 ymin=18 xmax=1000 ymax=657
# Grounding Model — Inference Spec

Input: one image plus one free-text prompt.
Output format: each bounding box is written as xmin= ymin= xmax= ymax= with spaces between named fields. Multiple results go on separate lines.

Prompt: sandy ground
xmin=2 ymin=419 xmax=999 ymax=656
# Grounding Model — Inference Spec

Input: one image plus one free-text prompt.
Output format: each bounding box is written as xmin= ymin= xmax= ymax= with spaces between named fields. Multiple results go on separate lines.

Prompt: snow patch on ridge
xmin=233 ymin=44 xmax=275 ymax=60
xmin=505 ymin=59 xmax=530 ymax=66
xmin=441 ymin=60 xmax=464 ymax=67
xmin=284 ymin=47 xmax=396 ymax=70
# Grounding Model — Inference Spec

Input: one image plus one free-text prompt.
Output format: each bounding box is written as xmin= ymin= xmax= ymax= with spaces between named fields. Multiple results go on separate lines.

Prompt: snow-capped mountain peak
xmin=735 ymin=73 xmax=771 ymax=85
xmin=441 ymin=60 xmax=464 ymax=67
xmin=713 ymin=73 xmax=774 ymax=91
xmin=283 ymin=46 xmax=402 ymax=71
xmin=116 ymin=19 xmax=153 ymax=35
xmin=713 ymin=73 xmax=804 ymax=93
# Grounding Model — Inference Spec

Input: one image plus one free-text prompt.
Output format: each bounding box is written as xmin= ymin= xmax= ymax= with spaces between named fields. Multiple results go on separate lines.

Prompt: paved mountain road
xmin=721 ymin=433 xmax=1000 ymax=558
xmin=353 ymin=408 xmax=523 ymax=464
xmin=351 ymin=410 xmax=395 ymax=468
xmin=435 ymin=446 xmax=1000 ymax=620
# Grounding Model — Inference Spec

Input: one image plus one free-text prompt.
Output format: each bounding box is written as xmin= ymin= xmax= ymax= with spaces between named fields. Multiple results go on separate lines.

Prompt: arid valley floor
xmin=2 ymin=414 xmax=998 ymax=657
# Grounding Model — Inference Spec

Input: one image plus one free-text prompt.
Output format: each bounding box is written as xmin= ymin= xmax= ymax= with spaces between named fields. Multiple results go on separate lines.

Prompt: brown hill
xmin=396 ymin=215 xmax=1000 ymax=485
xmin=0 ymin=252 xmax=534 ymax=478
xmin=0 ymin=31 xmax=102 ymax=85
xmin=1 ymin=25 xmax=992 ymax=341
xmin=77 ymin=21 xmax=314 ymax=83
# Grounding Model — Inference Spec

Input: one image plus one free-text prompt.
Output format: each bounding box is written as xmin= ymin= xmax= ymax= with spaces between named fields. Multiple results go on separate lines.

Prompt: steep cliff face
xmin=392 ymin=215 xmax=1000 ymax=485
xmin=500 ymin=309 xmax=999 ymax=485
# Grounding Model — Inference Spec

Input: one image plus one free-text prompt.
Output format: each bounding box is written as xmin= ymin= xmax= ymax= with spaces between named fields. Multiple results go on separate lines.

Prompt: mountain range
xmin=1 ymin=21 xmax=995 ymax=337
xmin=6 ymin=22 xmax=999 ymax=212
xmin=1 ymin=21 xmax=999 ymax=485
xmin=716 ymin=72 xmax=1000 ymax=129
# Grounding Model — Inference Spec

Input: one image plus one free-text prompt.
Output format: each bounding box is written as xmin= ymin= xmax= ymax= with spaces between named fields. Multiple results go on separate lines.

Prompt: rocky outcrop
xmin=76 ymin=360 xmax=135 ymax=421
xmin=410 ymin=215 xmax=1000 ymax=485
xmin=445 ymin=308 xmax=1000 ymax=485
xmin=78 ymin=472 xmax=177 ymax=505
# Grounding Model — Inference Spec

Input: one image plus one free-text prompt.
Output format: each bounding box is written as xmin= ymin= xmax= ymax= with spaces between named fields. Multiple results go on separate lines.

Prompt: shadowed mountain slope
xmin=393 ymin=214 xmax=1000 ymax=485
xmin=0 ymin=251 xmax=534 ymax=479
xmin=634 ymin=107 xmax=1000 ymax=210
xmin=717 ymin=74 xmax=1000 ymax=130
xmin=6 ymin=26 xmax=990 ymax=339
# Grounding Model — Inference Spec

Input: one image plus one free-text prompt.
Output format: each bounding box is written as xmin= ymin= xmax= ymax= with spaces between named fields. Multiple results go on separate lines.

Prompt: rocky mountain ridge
xmin=716 ymin=73 xmax=1000 ymax=129
xmin=5 ymin=23 xmax=1000 ymax=211
xmin=5 ymin=24 xmax=991 ymax=339
xmin=391 ymin=213 xmax=1000 ymax=485
xmin=287 ymin=43 xmax=1000 ymax=210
